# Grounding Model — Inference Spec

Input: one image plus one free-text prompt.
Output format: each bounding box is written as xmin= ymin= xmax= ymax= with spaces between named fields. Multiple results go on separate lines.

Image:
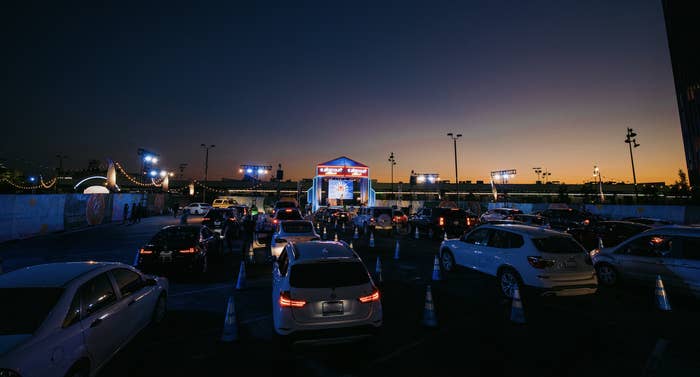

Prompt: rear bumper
xmin=288 ymin=324 xmax=382 ymax=345
xmin=530 ymin=273 xmax=598 ymax=296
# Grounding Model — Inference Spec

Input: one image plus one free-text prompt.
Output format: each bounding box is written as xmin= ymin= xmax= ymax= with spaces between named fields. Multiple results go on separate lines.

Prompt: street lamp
xmin=388 ymin=152 xmax=396 ymax=202
xmin=533 ymin=167 xmax=542 ymax=183
xmin=447 ymin=133 xmax=462 ymax=204
xmin=200 ymin=144 xmax=215 ymax=202
xmin=593 ymin=165 xmax=604 ymax=202
xmin=624 ymin=128 xmax=640 ymax=202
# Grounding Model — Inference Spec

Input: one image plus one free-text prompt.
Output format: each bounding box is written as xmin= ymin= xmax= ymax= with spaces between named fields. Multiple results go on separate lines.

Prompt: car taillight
xmin=279 ymin=291 xmax=306 ymax=307
xmin=285 ymin=209 xmax=293 ymax=212
xmin=583 ymin=219 xmax=590 ymax=225
xmin=439 ymin=217 xmax=444 ymax=226
xmin=139 ymin=248 xmax=153 ymax=254
xmin=179 ymin=247 xmax=196 ymax=254
xmin=370 ymin=217 xmax=375 ymax=223
xmin=273 ymin=219 xmax=279 ymax=224
xmin=466 ymin=218 xmax=472 ymax=226
xmin=527 ymin=256 xmax=555 ymax=269
xmin=358 ymin=289 xmax=380 ymax=303
xmin=202 ymin=217 xmax=210 ymax=221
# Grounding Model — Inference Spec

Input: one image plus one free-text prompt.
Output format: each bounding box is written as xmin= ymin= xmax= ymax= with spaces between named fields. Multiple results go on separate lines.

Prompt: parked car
xmin=270 ymin=220 xmax=321 ymax=258
xmin=479 ymin=208 xmax=523 ymax=223
xmin=353 ymin=206 xmax=394 ymax=235
xmin=621 ymin=217 xmax=674 ymax=227
xmin=330 ymin=210 xmax=353 ymax=226
xmin=137 ymin=225 xmax=223 ymax=277
xmin=201 ymin=208 xmax=240 ymax=239
xmin=212 ymin=198 xmax=237 ymax=209
xmin=272 ymin=241 xmax=382 ymax=344
xmin=439 ymin=224 xmax=598 ymax=298
xmin=511 ymin=214 xmax=549 ymax=228
xmin=409 ymin=207 xmax=477 ymax=239
xmin=538 ymin=208 xmax=603 ymax=231
xmin=273 ymin=198 xmax=299 ymax=211
xmin=271 ymin=208 xmax=304 ymax=225
xmin=567 ymin=220 xmax=651 ymax=251
xmin=182 ymin=202 xmax=212 ymax=215
xmin=591 ymin=226 xmax=700 ymax=297
xmin=0 ymin=262 xmax=168 ymax=377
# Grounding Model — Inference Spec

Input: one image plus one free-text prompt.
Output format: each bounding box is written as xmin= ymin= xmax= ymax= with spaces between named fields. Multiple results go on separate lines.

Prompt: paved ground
xmin=1 ymin=216 xmax=698 ymax=377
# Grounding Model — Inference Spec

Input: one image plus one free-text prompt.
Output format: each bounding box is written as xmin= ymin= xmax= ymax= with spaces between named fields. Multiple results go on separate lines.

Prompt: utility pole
xmin=447 ymin=133 xmax=462 ymax=205
xmin=388 ymin=152 xmax=396 ymax=203
xmin=624 ymin=128 xmax=640 ymax=202
xmin=201 ymin=144 xmax=215 ymax=202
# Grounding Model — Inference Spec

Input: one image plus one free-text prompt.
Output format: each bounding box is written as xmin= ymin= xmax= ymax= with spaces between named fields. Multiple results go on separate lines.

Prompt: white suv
xmin=272 ymin=241 xmax=382 ymax=344
xmin=440 ymin=224 xmax=597 ymax=297
xmin=182 ymin=202 xmax=211 ymax=215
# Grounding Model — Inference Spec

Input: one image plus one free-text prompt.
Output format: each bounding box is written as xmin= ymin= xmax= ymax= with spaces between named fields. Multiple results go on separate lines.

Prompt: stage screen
xmin=328 ymin=179 xmax=354 ymax=200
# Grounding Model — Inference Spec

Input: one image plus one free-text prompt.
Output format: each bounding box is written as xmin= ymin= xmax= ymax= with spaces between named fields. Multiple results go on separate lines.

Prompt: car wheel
xmin=595 ymin=263 xmax=618 ymax=286
xmin=440 ymin=250 xmax=455 ymax=273
xmin=497 ymin=268 xmax=522 ymax=299
xmin=151 ymin=293 xmax=167 ymax=326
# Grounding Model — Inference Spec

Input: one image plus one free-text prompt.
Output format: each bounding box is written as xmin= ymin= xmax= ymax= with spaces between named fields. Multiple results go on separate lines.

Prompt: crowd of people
xmin=122 ymin=202 xmax=146 ymax=225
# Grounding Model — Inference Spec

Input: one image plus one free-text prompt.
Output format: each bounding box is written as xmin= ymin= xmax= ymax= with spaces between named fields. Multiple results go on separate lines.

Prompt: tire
xmin=595 ymin=263 xmax=618 ymax=286
xmin=440 ymin=250 xmax=456 ymax=274
xmin=151 ymin=293 xmax=167 ymax=326
xmin=497 ymin=268 xmax=523 ymax=299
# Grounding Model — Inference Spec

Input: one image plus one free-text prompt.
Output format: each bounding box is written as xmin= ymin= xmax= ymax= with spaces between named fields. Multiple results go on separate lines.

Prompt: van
xmin=212 ymin=198 xmax=237 ymax=208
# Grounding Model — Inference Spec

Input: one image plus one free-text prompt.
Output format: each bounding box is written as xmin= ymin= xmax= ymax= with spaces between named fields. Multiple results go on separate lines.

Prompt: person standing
xmin=122 ymin=203 xmax=129 ymax=225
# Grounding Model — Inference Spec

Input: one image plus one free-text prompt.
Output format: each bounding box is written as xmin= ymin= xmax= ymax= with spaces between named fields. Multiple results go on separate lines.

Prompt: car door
xmin=483 ymin=230 xmax=523 ymax=275
xmin=618 ymin=235 xmax=673 ymax=284
xmin=663 ymin=236 xmax=700 ymax=296
xmin=78 ymin=272 xmax=130 ymax=369
xmin=456 ymin=228 xmax=491 ymax=269
xmin=109 ymin=268 xmax=156 ymax=336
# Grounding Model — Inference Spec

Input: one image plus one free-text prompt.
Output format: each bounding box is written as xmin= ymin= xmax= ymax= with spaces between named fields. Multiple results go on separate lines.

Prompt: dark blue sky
xmin=1 ymin=0 xmax=684 ymax=183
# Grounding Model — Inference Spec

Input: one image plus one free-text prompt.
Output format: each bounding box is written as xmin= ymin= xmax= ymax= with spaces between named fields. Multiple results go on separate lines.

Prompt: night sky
xmin=1 ymin=0 xmax=685 ymax=184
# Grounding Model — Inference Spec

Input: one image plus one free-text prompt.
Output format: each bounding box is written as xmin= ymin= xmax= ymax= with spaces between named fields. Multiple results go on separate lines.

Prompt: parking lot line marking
xmin=170 ymin=284 xmax=232 ymax=297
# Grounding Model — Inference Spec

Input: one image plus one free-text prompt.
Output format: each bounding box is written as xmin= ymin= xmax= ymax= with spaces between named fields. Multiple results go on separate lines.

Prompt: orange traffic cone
xmin=221 ymin=296 xmax=239 ymax=342
xmin=422 ymin=285 xmax=437 ymax=327
xmin=431 ymin=255 xmax=441 ymax=281
xmin=655 ymin=275 xmax=671 ymax=311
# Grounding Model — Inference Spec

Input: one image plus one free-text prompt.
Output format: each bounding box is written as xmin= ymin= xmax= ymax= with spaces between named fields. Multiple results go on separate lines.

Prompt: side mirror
xmin=145 ymin=277 xmax=158 ymax=286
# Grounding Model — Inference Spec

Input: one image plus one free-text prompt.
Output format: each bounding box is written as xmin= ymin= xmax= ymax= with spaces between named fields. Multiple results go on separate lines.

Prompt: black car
xmin=137 ymin=225 xmax=223 ymax=276
xmin=538 ymin=208 xmax=604 ymax=231
xmin=201 ymin=208 xmax=240 ymax=239
xmin=567 ymin=220 xmax=652 ymax=250
xmin=409 ymin=207 xmax=477 ymax=239
xmin=330 ymin=210 xmax=352 ymax=225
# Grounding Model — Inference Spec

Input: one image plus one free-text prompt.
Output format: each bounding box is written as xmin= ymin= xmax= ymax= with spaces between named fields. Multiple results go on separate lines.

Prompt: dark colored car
xmin=137 ymin=225 xmax=223 ymax=276
xmin=511 ymin=214 xmax=549 ymax=227
xmin=538 ymin=208 xmax=604 ymax=231
xmin=621 ymin=217 xmax=674 ymax=227
xmin=567 ymin=220 xmax=651 ymax=251
xmin=201 ymin=208 xmax=240 ymax=239
xmin=409 ymin=207 xmax=477 ymax=239
xmin=331 ymin=210 xmax=352 ymax=225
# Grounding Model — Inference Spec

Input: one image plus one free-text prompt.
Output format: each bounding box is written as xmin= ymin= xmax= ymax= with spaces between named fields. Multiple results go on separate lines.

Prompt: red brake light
xmin=527 ymin=256 xmax=555 ymax=269
xmin=466 ymin=218 xmax=472 ymax=226
xmin=370 ymin=217 xmax=375 ymax=223
xmin=202 ymin=217 xmax=210 ymax=221
xmin=273 ymin=219 xmax=279 ymax=224
xmin=358 ymin=289 xmax=380 ymax=303
xmin=179 ymin=247 xmax=196 ymax=254
xmin=279 ymin=291 xmax=306 ymax=307
xmin=285 ymin=209 xmax=292 ymax=212
xmin=439 ymin=217 xmax=444 ymax=226
xmin=139 ymin=248 xmax=153 ymax=254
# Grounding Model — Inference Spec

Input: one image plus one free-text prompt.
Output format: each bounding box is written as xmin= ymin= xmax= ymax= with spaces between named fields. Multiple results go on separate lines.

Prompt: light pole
xmin=624 ymin=128 xmax=640 ymax=202
xmin=388 ymin=152 xmax=396 ymax=203
xmin=593 ymin=165 xmax=605 ymax=202
xmin=201 ymin=144 xmax=215 ymax=202
xmin=533 ymin=167 xmax=542 ymax=183
xmin=447 ymin=133 xmax=462 ymax=204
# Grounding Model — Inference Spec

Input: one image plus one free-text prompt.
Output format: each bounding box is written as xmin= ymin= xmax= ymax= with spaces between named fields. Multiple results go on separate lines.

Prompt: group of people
xmin=122 ymin=202 xmax=145 ymax=225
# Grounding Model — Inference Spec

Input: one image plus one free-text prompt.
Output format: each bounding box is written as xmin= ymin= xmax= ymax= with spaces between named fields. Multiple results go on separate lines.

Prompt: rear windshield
xmin=282 ymin=222 xmax=314 ymax=233
xmin=373 ymin=208 xmax=392 ymax=216
xmin=276 ymin=210 xmax=303 ymax=220
xmin=290 ymin=261 xmax=370 ymax=288
xmin=0 ymin=287 xmax=64 ymax=335
xmin=438 ymin=208 xmax=466 ymax=219
xmin=532 ymin=236 xmax=586 ymax=254
xmin=151 ymin=228 xmax=198 ymax=248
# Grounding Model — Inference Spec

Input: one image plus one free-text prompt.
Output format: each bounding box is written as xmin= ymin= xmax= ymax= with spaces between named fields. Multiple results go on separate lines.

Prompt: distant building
xmin=662 ymin=0 xmax=700 ymax=186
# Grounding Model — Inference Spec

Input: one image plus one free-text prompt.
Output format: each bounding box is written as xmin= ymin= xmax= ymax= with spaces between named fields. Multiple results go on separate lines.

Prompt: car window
xmin=0 ymin=287 xmax=64 ymax=335
xmin=289 ymin=261 xmax=370 ymax=288
xmin=63 ymin=293 xmax=81 ymax=328
xmin=278 ymin=249 xmax=289 ymax=276
xmin=80 ymin=273 xmax=117 ymax=316
xmin=532 ymin=236 xmax=586 ymax=254
xmin=465 ymin=228 xmax=490 ymax=245
xmin=488 ymin=230 xmax=524 ymax=248
xmin=151 ymin=227 xmax=199 ymax=249
xmin=282 ymin=222 xmax=313 ymax=233
xmin=680 ymin=237 xmax=700 ymax=260
xmin=620 ymin=235 xmax=672 ymax=258
xmin=111 ymin=268 xmax=144 ymax=298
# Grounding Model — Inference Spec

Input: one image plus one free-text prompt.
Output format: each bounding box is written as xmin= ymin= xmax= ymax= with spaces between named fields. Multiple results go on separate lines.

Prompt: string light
xmin=1 ymin=175 xmax=57 ymax=190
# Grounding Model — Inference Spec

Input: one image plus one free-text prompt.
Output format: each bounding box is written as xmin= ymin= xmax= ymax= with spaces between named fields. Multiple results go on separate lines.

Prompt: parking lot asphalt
xmin=2 ymin=216 xmax=699 ymax=377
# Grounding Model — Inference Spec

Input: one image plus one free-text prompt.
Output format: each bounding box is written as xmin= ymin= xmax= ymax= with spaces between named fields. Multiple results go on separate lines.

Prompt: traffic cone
xmin=443 ymin=231 xmax=448 ymax=241
xmin=369 ymin=232 xmax=375 ymax=248
xmin=510 ymin=285 xmax=525 ymax=324
xmin=349 ymin=240 xmax=354 ymax=250
xmin=414 ymin=226 xmax=420 ymax=239
xmin=334 ymin=233 xmax=339 ymax=242
xmin=375 ymin=256 xmax=383 ymax=283
xmin=132 ymin=248 xmax=140 ymax=267
xmin=597 ymin=236 xmax=604 ymax=250
xmin=353 ymin=226 xmax=359 ymax=239
xmin=221 ymin=296 xmax=239 ymax=342
xmin=394 ymin=240 xmax=400 ymax=260
xmin=422 ymin=285 xmax=437 ymax=327
xmin=323 ymin=227 xmax=327 ymax=240
xmin=655 ymin=275 xmax=671 ymax=311
xmin=431 ymin=255 xmax=441 ymax=281
xmin=235 ymin=261 xmax=247 ymax=290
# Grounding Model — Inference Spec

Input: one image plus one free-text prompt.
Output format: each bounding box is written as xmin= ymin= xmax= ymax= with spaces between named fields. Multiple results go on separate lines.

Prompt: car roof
xmin=279 ymin=220 xmax=314 ymax=229
xmin=0 ymin=262 xmax=121 ymax=288
xmin=291 ymin=241 xmax=357 ymax=262
xmin=476 ymin=223 xmax=566 ymax=237
xmin=640 ymin=225 xmax=700 ymax=236
xmin=160 ymin=224 xmax=203 ymax=231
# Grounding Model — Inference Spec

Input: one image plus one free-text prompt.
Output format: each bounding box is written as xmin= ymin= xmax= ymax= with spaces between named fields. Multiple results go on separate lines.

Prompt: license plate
xmin=160 ymin=251 xmax=173 ymax=263
xmin=322 ymin=301 xmax=343 ymax=316
xmin=214 ymin=221 xmax=221 ymax=225
xmin=564 ymin=261 xmax=578 ymax=269
xmin=453 ymin=220 xmax=460 ymax=225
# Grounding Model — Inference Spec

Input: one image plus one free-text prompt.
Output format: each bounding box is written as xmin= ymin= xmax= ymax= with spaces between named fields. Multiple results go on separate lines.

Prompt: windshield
xmin=282 ymin=222 xmax=314 ymax=233
xmin=290 ymin=261 xmax=370 ymax=288
xmin=532 ymin=236 xmax=586 ymax=254
xmin=0 ymin=288 xmax=64 ymax=335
